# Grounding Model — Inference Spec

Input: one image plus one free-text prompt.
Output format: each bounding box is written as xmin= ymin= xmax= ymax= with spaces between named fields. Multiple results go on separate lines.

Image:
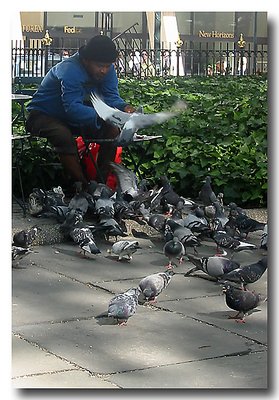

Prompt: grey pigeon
xmin=228 ymin=202 xmax=247 ymax=216
xmin=98 ymin=215 xmax=127 ymax=240
xmin=185 ymin=254 xmax=240 ymax=279
xmin=68 ymin=183 xmax=89 ymax=217
xmin=90 ymin=93 xmax=186 ymax=146
xmin=110 ymin=162 xmax=141 ymax=201
xmin=40 ymin=205 xmax=70 ymax=223
xmin=70 ymin=226 xmax=101 ymax=256
xmin=12 ymin=226 xmax=40 ymax=248
xmin=198 ymin=176 xmax=217 ymax=206
xmin=28 ymin=186 xmax=66 ymax=216
xmin=260 ymin=223 xmax=268 ymax=250
xmin=213 ymin=200 xmax=229 ymax=228
xmin=158 ymin=175 xmax=183 ymax=207
xmin=108 ymin=240 xmax=141 ymax=261
xmin=139 ymin=270 xmax=175 ymax=302
xmin=222 ymin=281 xmax=264 ymax=322
xmin=219 ymin=257 xmax=267 ymax=288
xmin=229 ymin=213 xmax=265 ymax=238
xmin=165 ymin=219 xmax=200 ymax=254
xmin=163 ymin=236 xmax=185 ymax=268
xmin=107 ymin=287 xmax=141 ymax=325
xmin=183 ymin=212 xmax=211 ymax=236
xmin=12 ymin=246 xmax=32 ymax=266
xmin=95 ymin=187 xmax=115 ymax=217
xmin=139 ymin=204 xmax=166 ymax=233
xmin=211 ymin=220 xmax=257 ymax=255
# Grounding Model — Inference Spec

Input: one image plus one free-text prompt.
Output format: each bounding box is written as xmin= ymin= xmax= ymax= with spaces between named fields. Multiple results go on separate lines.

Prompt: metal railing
xmin=11 ymin=43 xmax=267 ymax=79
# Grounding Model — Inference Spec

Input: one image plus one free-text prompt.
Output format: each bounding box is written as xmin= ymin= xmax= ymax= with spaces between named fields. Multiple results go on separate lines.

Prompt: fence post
xmin=41 ymin=30 xmax=53 ymax=76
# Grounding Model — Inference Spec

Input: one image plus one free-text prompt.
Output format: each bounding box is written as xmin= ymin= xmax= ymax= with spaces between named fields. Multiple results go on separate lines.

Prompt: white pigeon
xmin=108 ymin=240 xmax=141 ymax=261
xmin=90 ymin=93 xmax=186 ymax=146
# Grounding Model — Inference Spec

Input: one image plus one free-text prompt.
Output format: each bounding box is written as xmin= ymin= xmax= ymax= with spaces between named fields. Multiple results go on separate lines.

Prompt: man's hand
xmin=124 ymin=105 xmax=136 ymax=114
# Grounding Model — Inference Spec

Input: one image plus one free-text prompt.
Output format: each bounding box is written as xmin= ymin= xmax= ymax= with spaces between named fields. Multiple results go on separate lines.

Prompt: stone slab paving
xmin=12 ymin=205 xmax=268 ymax=389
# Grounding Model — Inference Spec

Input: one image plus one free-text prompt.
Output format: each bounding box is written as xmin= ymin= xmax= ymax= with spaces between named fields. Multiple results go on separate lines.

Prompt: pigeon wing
xmin=109 ymin=162 xmax=139 ymax=197
xmin=130 ymin=111 xmax=177 ymax=131
xmin=90 ymin=93 xmax=130 ymax=128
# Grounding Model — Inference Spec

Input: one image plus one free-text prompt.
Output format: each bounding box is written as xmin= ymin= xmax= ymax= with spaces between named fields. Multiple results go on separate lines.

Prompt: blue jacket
xmin=27 ymin=52 xmax=128 ymax=129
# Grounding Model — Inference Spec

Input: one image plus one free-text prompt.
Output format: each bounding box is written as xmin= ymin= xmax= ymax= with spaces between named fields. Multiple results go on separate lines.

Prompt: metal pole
xmin=154 ymin=12 xmax=161 ymax=75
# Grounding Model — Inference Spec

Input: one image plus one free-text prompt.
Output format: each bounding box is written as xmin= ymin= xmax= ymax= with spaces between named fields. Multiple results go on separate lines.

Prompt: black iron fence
xmin=12 ymin=43 xmax=267 ymax=79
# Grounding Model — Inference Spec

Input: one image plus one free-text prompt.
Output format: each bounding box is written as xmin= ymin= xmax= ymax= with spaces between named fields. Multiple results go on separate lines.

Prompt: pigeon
xmin=183 ymin=212 xmax=211 ymax=236
xmin=139 ymin=204 xmax=167 ymax=233
xmin=107 ymin=240 xmax=141 ymax=261
xmin=198 ymin=176 xmax=217 ymax=206
xmin=165 ymin=219 xmax=200 ymax=254
xmin=12 ymin=226 xmax=40 ymax=248
xmin=40 ymin=205 xmax=70 ymax=223
xmin=211 ymin=220 xmax=257 ymax=255
xmin=90 ymin=93 xmax=186 ymax=146
xmin=107 ymin=287 xmax=141 ymax=325
xmin=219 ymin=257 xmax=267 ymax=288
xmin=68 ymin=182 xmax=89 ymax=217
xmin=260 ymin=223 xmax=268 ymax=250
xmin=185 ymin=254 xmax=240 ymax=279
xmin=28 ymin=187 xmax=66 ymax=216
xmin=228 ymin=202 xmax=247 ymax=216
xmin=59 ymin=209 xmax=84 ymax=237
xmin=230 ymin=213 xmax=266 ymax=238
xmin=70 ymin=226 xmax=101 ymax=256
xmin=163 ymin=236 xmax=185 ymax=268
xmin=87 ymin=180 xmax=114 ymax=200
xmin=98 ymin=215 xmax=127 ymax=240
xmin=12 ymin=246 xmax=32 ymax=266
xmin=222 ymin=281 xmax=264 ymax=322
xmin=95 ymin=187 xmax=115 ymax=217
xmin=138 ymin=270 xmax=175 ymax=302
xmin=109 ymin=162 xmax=141 ymax=201
xmin=158 ymin=175 xmax=183 ymax=207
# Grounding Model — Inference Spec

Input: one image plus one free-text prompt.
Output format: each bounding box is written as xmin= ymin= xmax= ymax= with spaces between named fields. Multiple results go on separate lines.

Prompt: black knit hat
xmin=79 ymin=35 xmax=118 ymax=63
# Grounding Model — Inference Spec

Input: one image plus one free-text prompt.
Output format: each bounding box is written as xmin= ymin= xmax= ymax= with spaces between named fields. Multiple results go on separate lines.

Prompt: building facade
xmin=19 ymin=11 xmax=267 ymax=50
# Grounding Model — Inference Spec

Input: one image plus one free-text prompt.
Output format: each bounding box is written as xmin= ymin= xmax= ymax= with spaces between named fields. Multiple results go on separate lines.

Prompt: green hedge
xmin=119 ymin=76 xmax=267 ymax=207
xmin=12 ymin=75 xmax=267 ymax=207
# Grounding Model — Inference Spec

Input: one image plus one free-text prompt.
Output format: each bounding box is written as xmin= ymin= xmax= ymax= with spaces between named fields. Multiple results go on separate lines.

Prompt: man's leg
xmin=26 ymin=111 xmax=88 ymax=188
xmin=95 ymin=123 xmax=119 ymax=182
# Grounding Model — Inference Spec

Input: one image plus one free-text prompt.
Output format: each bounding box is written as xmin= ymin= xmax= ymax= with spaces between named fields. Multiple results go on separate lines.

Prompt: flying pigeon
xmin=107 ymin=287 xmax=141 ymax=325
xmin=138 ymin=270 xmax=175 ymax=302
xmin=219 ymin=257 xmax=267 ymax=288
xmin=185 ymin=254 xmax=240 ymax=279
xmin=107 ymin=240 xmax=141 ymax=261
xmin=198 ymin=176 xmax=217 ymax=206
xmin=90 ymin=93 xmax=186 ymax=146
xmin=222 ymin=281 xmax=264 ymax=322
xmin=12 ymin=226 xmax=40 ymax=248
xmin=163 ymin=236 xmax=185 ymax=268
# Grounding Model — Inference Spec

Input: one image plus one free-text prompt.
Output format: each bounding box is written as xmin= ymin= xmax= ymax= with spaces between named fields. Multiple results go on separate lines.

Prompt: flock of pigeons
xmin=12 ymin=163 xmax=268 ymax=325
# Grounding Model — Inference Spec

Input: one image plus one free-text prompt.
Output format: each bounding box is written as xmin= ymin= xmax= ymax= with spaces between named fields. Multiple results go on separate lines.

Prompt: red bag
xmin=76 ymin=136 xmax=122 ymax=190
